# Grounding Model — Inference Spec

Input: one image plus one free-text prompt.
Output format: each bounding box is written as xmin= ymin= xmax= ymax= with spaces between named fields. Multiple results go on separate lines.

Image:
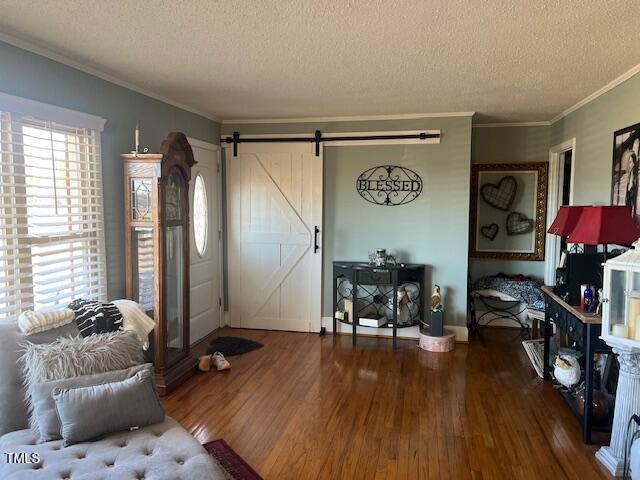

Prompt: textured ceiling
xmin=0 ymin=0 xmax=639 ymax=122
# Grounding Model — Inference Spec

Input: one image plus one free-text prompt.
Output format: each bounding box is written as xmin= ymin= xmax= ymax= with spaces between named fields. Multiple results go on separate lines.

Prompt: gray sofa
xmin=0 ymin=321 xmax=226 ymax=480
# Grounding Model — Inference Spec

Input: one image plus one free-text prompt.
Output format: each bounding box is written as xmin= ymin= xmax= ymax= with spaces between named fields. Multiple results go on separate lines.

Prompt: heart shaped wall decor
xmin=480 ymin=176 xmax=517 ymax=211
xmin=506 ymin=212 xmax=534 ymax=235
xmin=480 ymin=224 xmax=499 ymax=241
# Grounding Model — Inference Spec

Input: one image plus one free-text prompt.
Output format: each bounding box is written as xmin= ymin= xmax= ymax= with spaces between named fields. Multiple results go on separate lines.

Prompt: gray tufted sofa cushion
xmin=0 ymin=417 xmax=229 ymax=480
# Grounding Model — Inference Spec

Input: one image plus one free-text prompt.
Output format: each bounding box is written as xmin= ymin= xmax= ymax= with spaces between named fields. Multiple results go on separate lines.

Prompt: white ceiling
xmin=0 ymin=1 xmax=639 ymax=123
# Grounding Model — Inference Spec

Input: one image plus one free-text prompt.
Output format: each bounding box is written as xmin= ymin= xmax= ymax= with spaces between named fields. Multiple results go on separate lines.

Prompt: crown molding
xmin=0 ymin=91 xmax=107 ymax=131
xmin=221 ymin=111 xmax=475 ymax=124
xmin=550 ymin=63 xmax=640 ymax=125
xmin=3 ymin=30 xmax=637 ymax=128
xmin=473 ymin=121 xmax=550 ymax=128
xmin=0 ymin=32 xmax=221 ymax=122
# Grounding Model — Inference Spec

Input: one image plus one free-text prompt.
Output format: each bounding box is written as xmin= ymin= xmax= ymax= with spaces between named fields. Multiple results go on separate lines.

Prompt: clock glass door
xmin=165 ymin=168 xmax=186 ymax=365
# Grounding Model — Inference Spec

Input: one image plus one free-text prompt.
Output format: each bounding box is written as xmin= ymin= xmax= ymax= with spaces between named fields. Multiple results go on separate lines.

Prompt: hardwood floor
xmin=163 ymin=327 xmax=612 ymax=479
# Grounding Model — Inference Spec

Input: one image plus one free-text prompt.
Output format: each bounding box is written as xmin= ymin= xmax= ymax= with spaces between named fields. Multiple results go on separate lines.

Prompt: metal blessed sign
xmin=356 ymin=165 xmax=423 ymax=206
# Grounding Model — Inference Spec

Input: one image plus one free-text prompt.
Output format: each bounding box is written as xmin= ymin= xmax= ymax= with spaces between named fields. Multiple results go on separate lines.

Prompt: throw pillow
xmin=20 ymin=329 xmax=144 ymax=430
xmin=68 ymin=299 xmax=124 ymax=337
xmin=52 ymin=368 xmax=165 ymax=446
xmin=18 ymin=308 xmax=75 ymax=336
xmin=24 ymin=322 xmax=79 ymax=345
xmin=31 ymin=363 xmax=151 ymax=442
xmin=112 ymin=299 xmax=155 ymax=348
xmin=0 ymin=320 xmax=80 ymax=437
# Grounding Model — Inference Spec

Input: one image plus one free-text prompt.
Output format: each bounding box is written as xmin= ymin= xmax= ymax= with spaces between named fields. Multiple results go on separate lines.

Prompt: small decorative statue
xmin=430 ymin=285 xmax=443 ymax=312
xmin=397 ymin=286 xmax=410 ymax=324
xmin=385 ymin=286 xmax=411 ymax=324
xmin=595 ymin=288 xmax=604 ymax=315
xmin=553 ymin=355 xmax=581 ymax=389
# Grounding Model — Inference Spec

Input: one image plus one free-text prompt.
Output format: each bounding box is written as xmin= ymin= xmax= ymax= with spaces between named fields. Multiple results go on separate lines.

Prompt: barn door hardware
xmin=221 ymin=131 xmax=440 ymax=157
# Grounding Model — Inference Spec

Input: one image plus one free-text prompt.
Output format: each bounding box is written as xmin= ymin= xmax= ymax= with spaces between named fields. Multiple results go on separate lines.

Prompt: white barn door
xmin=227 ymin=142 xmax=322 ymax=332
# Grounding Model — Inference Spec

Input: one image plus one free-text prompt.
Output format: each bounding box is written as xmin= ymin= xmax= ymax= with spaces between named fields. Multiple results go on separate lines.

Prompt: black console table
xmin=541 ymin=286 xmax=613 ymax=444
xmin=332 ymin=261 xmax=425 ymax=348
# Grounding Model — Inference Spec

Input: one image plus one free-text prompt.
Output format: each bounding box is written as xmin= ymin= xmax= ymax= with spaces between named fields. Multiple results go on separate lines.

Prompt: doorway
xmin=188 ymin=138 xmax=223 ymax=344
xmin=544 ymin=138 xmax=576 ymax=285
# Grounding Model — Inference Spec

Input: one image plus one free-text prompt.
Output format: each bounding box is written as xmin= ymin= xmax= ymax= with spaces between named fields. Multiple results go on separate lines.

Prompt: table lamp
xmin=567 ymin=205 xmax=640 ymax=251
xmin=547 ymin=205 xmax=585 ymax=237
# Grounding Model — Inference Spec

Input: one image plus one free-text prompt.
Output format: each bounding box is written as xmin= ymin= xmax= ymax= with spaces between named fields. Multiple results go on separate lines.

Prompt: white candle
xmin=627 ymin=295 xmax=640 ymax=338
xmin=612 ymin=324 xmax=629 ymax=339
xmin=135 ymin=123 xmax=140 ymax=152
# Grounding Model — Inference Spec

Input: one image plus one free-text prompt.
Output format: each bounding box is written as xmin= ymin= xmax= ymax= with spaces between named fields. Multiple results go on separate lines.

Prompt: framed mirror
xmin=470 ymin=162 xmax=548 ymax=260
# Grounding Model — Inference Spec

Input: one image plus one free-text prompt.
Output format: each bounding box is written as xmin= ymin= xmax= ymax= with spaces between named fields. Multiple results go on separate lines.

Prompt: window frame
xmin=0 ymin=92 xmax=106 ymax=319
xmin=193 ymin=172 xmax=208 ymax=257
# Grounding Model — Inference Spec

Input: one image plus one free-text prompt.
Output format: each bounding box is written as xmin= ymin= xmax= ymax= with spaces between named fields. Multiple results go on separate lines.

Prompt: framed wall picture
xmin=612 ymin=122 xmax=640 ymax=223
xmin=470 ymin=163 xmax=548 ymax=260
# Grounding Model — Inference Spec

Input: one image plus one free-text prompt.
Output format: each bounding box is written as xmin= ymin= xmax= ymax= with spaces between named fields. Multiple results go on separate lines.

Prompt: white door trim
xmin=545 ymin=138 xmax=576 ymax=285
xmin=188 ymin=137 xmax=221 ymax=150
xmin=187 ymin=137 xmax=224 ymax=333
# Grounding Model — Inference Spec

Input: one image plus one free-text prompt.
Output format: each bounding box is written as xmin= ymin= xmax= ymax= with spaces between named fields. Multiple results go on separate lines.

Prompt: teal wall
xmin=223 ymin=117 xmax=473 ymax=326
xmin=0 ymin=41 xmax=220 ymax=299
xmin=551 ymin=73 xmax=640 ymax=205
xmin=470 ymin=71 xmax=640 ymax=284
xmin=470 ymin=125 xmax=550 ymax=282
xmin=4 ymin=33 xmax=634 ymax=324
xmin=472 ymin=126 xmax=550 ymax=164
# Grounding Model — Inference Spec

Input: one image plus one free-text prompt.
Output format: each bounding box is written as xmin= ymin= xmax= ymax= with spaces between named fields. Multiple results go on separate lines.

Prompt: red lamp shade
xmin=547 ymin=206 xmax=585 ymax=237
xmin=567 ymin=205 xmax=640 ymax=245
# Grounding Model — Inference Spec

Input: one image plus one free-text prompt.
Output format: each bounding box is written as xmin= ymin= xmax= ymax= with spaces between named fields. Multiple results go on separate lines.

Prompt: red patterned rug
xmin=203 ymin=439 xmax=263 ymax=480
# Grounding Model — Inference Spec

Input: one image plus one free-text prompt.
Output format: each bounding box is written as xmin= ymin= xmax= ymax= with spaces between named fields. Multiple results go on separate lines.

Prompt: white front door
xmin=188 ymin=139 xmax=223 ymax=344
xmin=227 ymin=142 xmax=322 ymax=332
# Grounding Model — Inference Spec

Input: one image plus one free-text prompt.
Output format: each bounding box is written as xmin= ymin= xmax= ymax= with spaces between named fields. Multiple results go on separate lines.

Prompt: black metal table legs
xmin=583 ymin=324 xmax=595 ymax=444
xmin=543 ymin=311 xmax=552 ymax=380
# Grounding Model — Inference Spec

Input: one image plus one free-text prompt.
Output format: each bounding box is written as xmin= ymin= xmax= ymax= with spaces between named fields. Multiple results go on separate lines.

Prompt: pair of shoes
xmin=198 ymin=352 xmax=231 ymax=372
xmin=212 ymin=352 xmax=231 ymax=371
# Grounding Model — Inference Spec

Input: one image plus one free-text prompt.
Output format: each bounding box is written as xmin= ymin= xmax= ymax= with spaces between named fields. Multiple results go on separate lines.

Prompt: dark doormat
xmin=206 ymin=336 xmax=264 ymax=357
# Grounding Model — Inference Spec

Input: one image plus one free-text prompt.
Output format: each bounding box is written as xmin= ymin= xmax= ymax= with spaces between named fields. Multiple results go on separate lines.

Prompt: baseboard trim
xmin=320 ymin=317 xmax=468 ymax=343
xmin=595 ymin=446 xmax=624 ymax=477
xmin=475 ymin=324 xmax=526 ymax=330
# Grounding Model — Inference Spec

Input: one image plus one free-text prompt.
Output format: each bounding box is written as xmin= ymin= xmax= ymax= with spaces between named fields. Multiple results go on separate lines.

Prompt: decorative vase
xmin=575 ymin=388 xmax=611 ymax=424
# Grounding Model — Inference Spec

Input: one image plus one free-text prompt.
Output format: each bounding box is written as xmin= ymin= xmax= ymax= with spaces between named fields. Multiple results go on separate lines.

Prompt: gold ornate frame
xmin=470 ymin=162 xmax=548 ymax=261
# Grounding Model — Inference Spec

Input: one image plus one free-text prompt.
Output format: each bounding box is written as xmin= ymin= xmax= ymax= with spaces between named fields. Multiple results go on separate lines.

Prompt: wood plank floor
xmin=163 ymin=327 xmax=612 ymax=479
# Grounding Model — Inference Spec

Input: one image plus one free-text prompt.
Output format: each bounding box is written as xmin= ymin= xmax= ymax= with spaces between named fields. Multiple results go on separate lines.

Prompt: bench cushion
xmin=0 ymin=417 xmax=228 ymax=480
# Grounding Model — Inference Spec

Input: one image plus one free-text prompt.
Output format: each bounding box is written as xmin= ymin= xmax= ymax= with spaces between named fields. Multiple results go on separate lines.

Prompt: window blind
xmin=0 ymin=110 xmax=107 ymax=320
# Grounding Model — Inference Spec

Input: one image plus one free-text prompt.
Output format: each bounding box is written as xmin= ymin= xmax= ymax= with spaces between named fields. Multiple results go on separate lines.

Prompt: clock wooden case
xmin=121 ymin=132 xmax=198 ymax=395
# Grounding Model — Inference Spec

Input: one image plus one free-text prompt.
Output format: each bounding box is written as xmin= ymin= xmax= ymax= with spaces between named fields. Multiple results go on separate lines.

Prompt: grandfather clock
xmin=122 ymin=132 xmax=198 ymax=395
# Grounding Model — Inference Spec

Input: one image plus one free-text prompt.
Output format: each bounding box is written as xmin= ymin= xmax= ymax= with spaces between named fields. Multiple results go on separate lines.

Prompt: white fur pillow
xmin=18 ymin=308 xmax=74 ymax=336
xmin=20 ymin=330 xmax=144 ymax=431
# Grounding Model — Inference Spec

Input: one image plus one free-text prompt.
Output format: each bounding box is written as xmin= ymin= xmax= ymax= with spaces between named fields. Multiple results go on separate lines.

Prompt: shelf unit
xmin=542 ymin=286 xmax=614 ymax=443
xmin=332 ymin=261 xmax=425 ymax=348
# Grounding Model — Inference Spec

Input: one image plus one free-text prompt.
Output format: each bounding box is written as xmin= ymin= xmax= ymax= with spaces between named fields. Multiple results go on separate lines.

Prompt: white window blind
xmin=0 ymin=109 xmax=107 ymax=320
